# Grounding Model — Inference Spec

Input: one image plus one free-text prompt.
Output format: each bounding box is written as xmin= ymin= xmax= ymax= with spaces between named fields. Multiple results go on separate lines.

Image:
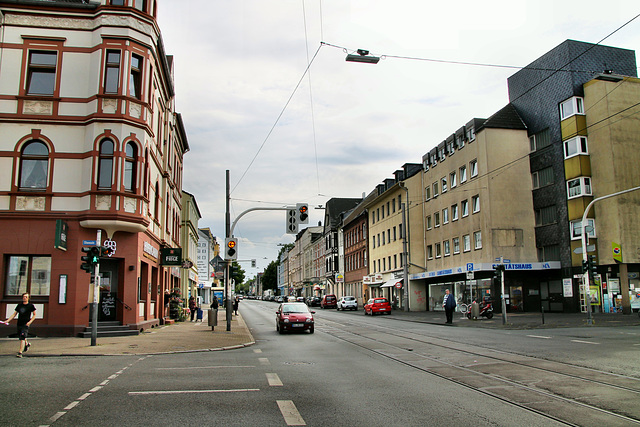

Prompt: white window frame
xmin=435 ymin=242 xmax=442 ymax=258
xmin=466 ymin=127 xmax=475 ymax=142
xmin=443 ymin=240 xmax=450 ymax=257
xmin=567 ymin=177 xmax=592 ymax=199
xmin=560 ymin=96 xmax=585 ymax=120
xmin=426 ymin=215 xmax=432 ymax=230
xmin=461 ymin=199 xmax=469 ymax=217
xmin=463 ymin=234 xmax=471 ymax=252
xmin=434 ymin=212 xmax=440 ymax=228
xmin=473 ymin=231 xmax=482 ymax=249
xmin=425 ymin=186 xmax=431 ymax=201
xmin=470 ymin=160 xmax=478 ymax=178
xmin=472 ymin=195 xmax=480 ymax=213
xmin=433 ymin=182 xmax=439 ymax=198
xmin=570 ymin=218 xmax=596 ymax=241
xmin=459 ymin=165 xmax=467 ymax=183
xmin=450 ymin=171 xmax=457 ymax=188
xmin=442 ymin=208 xmax=449 ymax=224
xmin=452 ymin=237 xmax=460 ymax=254
xmin=441 ymin=177 xmax=447 ymax=193
xmin=451 ymin=204 xmax=458 ymax=221
xmin=427 ymin=245 xmax=433 ymax=260
xmin=564 ymin=136 xmax=589 ymax=159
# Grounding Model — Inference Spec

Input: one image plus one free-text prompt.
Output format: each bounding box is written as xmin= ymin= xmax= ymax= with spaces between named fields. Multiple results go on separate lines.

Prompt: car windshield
xmin=344 ymin=297 xmax=355 ymax=301
xmin=374 ymin=299 xmax=388 ymax=304
xmin=282 ymin=304 xmax=309 ymax=314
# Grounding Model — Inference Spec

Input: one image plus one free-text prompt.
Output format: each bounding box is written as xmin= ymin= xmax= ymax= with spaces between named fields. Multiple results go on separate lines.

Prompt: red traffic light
xmin=298 ymin=205 xmax=308 ymax=214
xmin=227 ymin=240 xmax=236 ymax=249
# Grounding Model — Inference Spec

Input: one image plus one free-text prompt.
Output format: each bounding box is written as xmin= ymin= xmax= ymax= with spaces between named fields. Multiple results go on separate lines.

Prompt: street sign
xmin=83 ymin=240 xmax=97 ymax=246
xmin=466 ymin=271 xmax=474 ymax=280
xmin=573 ymin=245 xmax=596 ymax=254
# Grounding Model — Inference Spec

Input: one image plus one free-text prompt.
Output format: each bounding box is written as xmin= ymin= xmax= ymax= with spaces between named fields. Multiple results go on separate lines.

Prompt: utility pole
xmin=401 ymin=202 xmax=409 ymax=311
xmin=225 ymin=170 xmax=232 ymax=331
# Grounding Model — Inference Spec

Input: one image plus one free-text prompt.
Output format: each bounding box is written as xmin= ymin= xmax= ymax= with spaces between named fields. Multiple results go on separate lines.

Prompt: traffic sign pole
xmin=91 ymin=230 xmax=102 ymax=346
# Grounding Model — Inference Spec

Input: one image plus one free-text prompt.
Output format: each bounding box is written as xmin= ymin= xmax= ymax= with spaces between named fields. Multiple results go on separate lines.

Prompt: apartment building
xmin=0 ymin=0 xmax=188 ymax=335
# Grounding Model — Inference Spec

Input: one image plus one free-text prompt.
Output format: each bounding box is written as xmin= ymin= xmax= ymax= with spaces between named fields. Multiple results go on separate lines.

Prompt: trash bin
xmin=208 ymin=308 xmax=218 ymax=330
xmin=470 ymin=302 xmax=480 ymax=319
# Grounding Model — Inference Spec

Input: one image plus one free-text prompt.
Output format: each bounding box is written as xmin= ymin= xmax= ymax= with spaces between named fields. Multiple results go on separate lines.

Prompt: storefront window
xmin=5 ymin=255 xmax=51 ymax=296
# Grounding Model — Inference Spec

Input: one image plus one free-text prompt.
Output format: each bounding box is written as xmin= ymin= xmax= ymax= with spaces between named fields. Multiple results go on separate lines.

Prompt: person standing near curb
xmin=442 ymin=289 xmax=456 ymax=324
xmin=189 ymin=296 xmax=197 ymax=322
xmin=3 ymin=293 xmax=36 ymax=357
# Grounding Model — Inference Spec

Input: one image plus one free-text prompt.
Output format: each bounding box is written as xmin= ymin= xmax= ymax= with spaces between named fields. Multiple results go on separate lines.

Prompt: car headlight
xmin=283 ymin=318 xmax=290 ymax=323
xmin=305 ymin=317 xmax=314 ymax=323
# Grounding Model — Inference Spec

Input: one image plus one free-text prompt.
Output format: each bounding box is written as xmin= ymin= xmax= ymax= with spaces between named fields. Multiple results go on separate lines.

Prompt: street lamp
xmin=346 ymin=49 xmax=380 ymax=64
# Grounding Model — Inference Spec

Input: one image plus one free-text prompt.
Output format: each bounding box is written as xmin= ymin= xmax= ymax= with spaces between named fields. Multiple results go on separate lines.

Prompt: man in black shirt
xmin=3 ymin=293 xmax=36 ymax=357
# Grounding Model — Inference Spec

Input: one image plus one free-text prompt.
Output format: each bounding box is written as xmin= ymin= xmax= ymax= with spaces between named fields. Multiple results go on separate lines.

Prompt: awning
xmin=381 ymin=278 xmax=403 ymax=288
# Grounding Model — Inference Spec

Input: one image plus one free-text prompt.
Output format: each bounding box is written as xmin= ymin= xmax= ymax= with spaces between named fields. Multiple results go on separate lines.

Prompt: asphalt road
xmin=1 ymin=299 xmax=637 ymax=426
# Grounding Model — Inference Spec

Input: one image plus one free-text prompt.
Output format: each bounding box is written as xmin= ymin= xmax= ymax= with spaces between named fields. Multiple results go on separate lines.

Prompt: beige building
xmin=414 ymin=105 xmax=544 ymax=311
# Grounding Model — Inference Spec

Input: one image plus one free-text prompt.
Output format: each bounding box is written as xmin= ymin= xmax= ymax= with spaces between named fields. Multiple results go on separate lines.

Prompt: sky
xmin=156 ymin=1 xmax=640 ymax=278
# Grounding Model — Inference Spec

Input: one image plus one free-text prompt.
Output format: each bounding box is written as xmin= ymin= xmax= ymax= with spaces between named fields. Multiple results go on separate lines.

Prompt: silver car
xmin=337 ymin=296 xmax=358 ymax=311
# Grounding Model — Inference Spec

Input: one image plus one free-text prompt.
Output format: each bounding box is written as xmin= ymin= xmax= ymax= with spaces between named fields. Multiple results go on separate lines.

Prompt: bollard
xmin=209 ymin=308 xmax=218 ymax=330
xmin=541 ymin=306 xmax=545 ymax=325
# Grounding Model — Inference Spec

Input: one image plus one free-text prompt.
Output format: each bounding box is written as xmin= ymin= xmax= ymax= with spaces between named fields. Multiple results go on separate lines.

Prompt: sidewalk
xmin=1 ymin=308 xmax=637 ymax=357
xmin=0 ymin=310 xmax=254 ymax=357
xmin=386 ymin=308 xmax=640 ymax=329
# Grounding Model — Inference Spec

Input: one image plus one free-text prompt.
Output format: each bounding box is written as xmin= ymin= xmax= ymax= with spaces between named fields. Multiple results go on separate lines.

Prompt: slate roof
xmin=477 ymin=103 xmax=527 ymax=132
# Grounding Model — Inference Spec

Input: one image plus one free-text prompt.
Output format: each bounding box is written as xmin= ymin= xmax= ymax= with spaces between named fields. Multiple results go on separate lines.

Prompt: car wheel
xmin=309 ymin=327 xmax=314 ymax=334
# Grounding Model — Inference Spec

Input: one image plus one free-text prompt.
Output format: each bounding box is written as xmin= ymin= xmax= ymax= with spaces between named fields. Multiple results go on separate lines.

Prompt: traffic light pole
xmin=580 ymin=185 xmax=640 ymax=323
xmin=91 ymin=230 xmax=102 ymax=346
xmin=225 ymin=171 xmax=232 ymax=331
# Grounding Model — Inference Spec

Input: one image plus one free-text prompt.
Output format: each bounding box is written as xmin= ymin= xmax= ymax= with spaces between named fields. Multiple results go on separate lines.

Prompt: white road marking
xmin=89 ymin=386 xmax=103 ymax=392
xmin=527 ymin=335 xmax=552 ymax=339
xmin=571 ymin=339 xmax=600 ymax=345
xmin=49 ymin=412 xmax=66 ymax=423
xmin=254 ymin=349 xmax=262 ymax=353
xmin=63 ymin=401 xmax=80 ymax=410
xmin=77 ymin=393 xmax=91 ymax=401
xmin=129 ymin=388 xmax=260 ymax=396
xmin=156 ymin=365 xmax=255 ymax=370
xmin=277 ymin=400 xmax=306 ymax=426
xmin=266 ymin=373 xmax=283 ymax=386
xmin=259 ymin=357 xmax=270 ymax=365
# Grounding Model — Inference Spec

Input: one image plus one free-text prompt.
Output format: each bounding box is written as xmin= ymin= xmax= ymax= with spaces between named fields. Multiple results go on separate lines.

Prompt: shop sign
xmin=335 ymin=273 xmax=344 ymax=282
xmin=144 ymin=241 xmax=159 ymax=261
xmin=54 ymin=220 xmax=68 ymax=251
xmin=160 ymin=247 xmax=182 ymax=266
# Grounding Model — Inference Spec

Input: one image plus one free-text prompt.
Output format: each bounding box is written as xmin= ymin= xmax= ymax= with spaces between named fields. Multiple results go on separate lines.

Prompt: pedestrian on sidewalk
xmin=211 ymin=295 xmax=219 ymax=308
xmin=233 ymin=296 xmax=239 ymax=315
xmin=189 ymin=296 xmax=197 ymax=322
xmin=3 ymin=293 xmax=36 ymax=357
xmin=442 ymin=289 xmax=456 ymax=324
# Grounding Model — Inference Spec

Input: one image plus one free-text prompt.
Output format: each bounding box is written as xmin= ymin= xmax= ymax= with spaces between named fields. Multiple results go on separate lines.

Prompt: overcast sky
xmin=157 ymin=1 xmax=640 ymax=278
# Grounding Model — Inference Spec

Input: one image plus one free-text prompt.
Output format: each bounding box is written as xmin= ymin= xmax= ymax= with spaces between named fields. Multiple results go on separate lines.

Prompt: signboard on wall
xmin=160 ymin=247 xmax=182 ymax=266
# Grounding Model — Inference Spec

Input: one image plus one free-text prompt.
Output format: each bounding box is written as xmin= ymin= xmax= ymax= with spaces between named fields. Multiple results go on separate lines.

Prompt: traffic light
xmin=492 ymin=264 xmax=504 ymax=285
xmin=99 ymin=246 xmax=113 ymax=257
xmin=80 ymin=246 xmax=100 ymax=273
xmin=297 ymin=203 xmax=309 ymax=224
xmin=588 ymin=255 xmax=598 ymax=277
xmin=582 ymin=259 xmax=589 ymax=274
xmin=286 ymin=207 xmax=298 ymax=234
xmin=225 ymin=238 xmax=238 ymax=260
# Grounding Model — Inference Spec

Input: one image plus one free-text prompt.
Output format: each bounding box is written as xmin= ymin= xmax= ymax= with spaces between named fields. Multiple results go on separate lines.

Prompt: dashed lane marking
xmin=266 ymin=373 xmax=283 ymax=386
xmin=277 ymin=400 xmax=306 ymax=426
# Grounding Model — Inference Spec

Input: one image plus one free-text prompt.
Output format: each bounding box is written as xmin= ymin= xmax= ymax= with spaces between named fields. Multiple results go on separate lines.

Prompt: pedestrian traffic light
xmin=286 ymin=207 xmax=298 ymax=234
xmin=297 ymin=203 xmax=309 ymax=224
xmin=582 ymin=258 xmax=589 ymax=274
xmin=80 ymin=246 xmax=100 ymax=273
xmin=588 ymin=255 xmax=598 ymax=277
xmin=225 ymin=238 xmax=238 ymax=260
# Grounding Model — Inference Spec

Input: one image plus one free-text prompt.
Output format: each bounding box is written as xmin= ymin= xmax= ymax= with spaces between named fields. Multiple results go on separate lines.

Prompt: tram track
xmin=317 ymin=315 xmax=640 ymax=426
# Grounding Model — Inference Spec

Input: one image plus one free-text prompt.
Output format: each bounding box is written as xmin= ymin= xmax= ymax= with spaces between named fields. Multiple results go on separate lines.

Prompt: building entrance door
xmin=541 ymin=280 xmax=563 ymax=312
xmin=98 ymin=259 xmax=119 ymax=322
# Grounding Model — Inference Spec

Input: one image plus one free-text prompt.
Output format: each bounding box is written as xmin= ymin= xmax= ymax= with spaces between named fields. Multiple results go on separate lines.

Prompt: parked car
xmin=287 ymin=296 xmax=297 ymax=302
xmin=306 ymin=296 xmax=321 ymax=307
xmin=275 ymin=295 xmax=284 ymax=303
xmin=296 ymin=296 xmax=306 ymax=303
xmin=364 ymin=297 xmax=391 ymax=315
xmin=337 ymin=296 xmax=358 ymax=311
xmin=275 ymin=302 xmax=315 ymax=334
xmin=321 ymin=294 xmax=337 ymax=309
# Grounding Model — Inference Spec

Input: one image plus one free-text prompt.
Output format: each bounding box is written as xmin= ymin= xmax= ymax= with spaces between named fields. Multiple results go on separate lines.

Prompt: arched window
xmin=98 ymin=139 xmax=114 ymax=190
xmin=19 ymin=140 xmax=49 ymax=190
xmin=124 ymin=142 xmax=137 ymax=192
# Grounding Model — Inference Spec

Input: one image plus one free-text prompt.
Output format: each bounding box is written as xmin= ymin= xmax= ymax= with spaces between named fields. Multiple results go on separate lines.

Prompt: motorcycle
xmin=466 ymin=301 xmax=494 ymax=319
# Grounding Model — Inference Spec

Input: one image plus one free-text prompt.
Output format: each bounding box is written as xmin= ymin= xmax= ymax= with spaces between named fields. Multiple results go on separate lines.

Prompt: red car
xmin=321 ymin=294 xmax=337 ymax=309
xmin=364 ymin=298 xmax=391 ymax=315
xmin=276 ymin=303 xmax=315 ymax=334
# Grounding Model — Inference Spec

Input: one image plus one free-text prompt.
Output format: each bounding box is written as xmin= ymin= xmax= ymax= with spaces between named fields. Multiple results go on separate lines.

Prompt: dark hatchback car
xmin=276 ymin=303 xmax=315 ymax=334
xmin=321 ymin=294 xmax=337 ymax=309
xmin=306 ymin=296 xmax=321 ymax=307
